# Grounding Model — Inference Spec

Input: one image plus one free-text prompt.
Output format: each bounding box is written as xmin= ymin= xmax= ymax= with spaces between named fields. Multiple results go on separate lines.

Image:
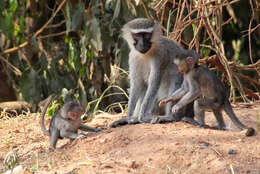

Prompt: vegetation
xmin=0 ymin=0 xmax=259 ymax=113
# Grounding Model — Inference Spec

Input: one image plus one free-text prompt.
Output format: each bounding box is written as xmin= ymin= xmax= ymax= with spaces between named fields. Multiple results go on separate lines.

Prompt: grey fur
xmin=110 ymin=18 xmax=195 ymax=127
xmin=40 ymin=96 xmax=101 ymax=150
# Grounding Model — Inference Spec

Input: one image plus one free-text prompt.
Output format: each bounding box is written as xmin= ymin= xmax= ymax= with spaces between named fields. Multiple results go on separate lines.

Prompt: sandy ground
xmin=0 ymin=103 xmax=260 ymax=174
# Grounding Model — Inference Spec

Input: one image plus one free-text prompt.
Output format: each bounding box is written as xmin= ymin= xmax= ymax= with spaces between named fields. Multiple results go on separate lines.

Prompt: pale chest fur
xmin=129 ymin=50 xmax=151 ymax=83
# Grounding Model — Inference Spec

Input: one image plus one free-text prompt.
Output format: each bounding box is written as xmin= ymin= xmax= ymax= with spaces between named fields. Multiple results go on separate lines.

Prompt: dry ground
xmin=0 ymin=103 xmax=260 ymax=174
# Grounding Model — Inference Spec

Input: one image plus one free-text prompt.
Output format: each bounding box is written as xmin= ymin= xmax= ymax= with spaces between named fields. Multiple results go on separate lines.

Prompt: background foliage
xmin=0 ymin=0 xmax=259 ymax=113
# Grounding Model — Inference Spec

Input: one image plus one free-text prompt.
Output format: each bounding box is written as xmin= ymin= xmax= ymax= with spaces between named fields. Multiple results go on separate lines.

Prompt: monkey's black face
xmin=132 ymin=32 xmax=152 ymax=54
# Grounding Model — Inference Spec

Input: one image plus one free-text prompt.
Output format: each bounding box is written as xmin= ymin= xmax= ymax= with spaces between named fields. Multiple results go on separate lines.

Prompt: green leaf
xmin=2 ymin=10 xmax=14 ymax=39
xmin=9 ymin=0 xmax=18 ymax=12
xmin=19 ymin=15 xmax=25 ymax=42
xmin=192 ymin=24 xmax=197 ymax=36
xmin=29 ymin=166 xmax=38 ymax=172
xmin=68 ymin=38 xmax=76 ymax=70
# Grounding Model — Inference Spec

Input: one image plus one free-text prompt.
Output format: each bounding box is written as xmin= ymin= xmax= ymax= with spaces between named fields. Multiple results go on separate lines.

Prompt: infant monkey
xmin=40 ymin=96 xmax=101 ymax=151
xmin=159 ymin=50 xmax=255 ymax=136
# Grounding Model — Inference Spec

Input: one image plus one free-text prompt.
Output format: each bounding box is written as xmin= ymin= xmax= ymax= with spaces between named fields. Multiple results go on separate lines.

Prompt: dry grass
xmin=152 ymin=0 xmax=260 ymax=102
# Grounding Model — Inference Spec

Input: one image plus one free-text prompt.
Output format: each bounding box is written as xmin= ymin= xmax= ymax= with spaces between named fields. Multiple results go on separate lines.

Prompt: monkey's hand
xmin=171 ymin=105 xmax=181 ymax=114
xmin=159 ymin=99 xmax=169 ymax=107
xmin=77 ymin=133 xmax=87 ymax=139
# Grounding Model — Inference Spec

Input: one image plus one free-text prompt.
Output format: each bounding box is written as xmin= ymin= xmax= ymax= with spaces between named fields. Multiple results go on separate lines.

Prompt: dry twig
xmin=152 ymin=0 xmax=260 ymax=102
xmin=2 ymin=0 xmax=67 ymax=55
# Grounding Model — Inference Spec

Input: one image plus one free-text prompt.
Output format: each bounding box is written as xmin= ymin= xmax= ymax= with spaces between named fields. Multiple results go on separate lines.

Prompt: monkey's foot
xmin=182 ymin=117 xmax=201 ymax=126
xmin=172 ymin=114 xmax=183 ymax=121
xmin=212 ymin=126 xmax=226 ymax=130
xmin=151 ymin=116 xmax=176 ymax=124
xmin=138 ymin=117 xmax=152 ymax=123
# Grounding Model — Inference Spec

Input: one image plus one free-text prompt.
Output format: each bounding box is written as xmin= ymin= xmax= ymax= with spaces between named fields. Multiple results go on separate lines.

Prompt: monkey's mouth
xmin=68 ymin=111 xmax=85 ymax=120
xmin=176 ymin=70 xmax=184 ymax=75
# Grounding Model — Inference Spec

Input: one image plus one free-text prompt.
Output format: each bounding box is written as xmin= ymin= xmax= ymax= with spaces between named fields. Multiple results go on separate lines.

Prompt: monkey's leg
xmin=50 ymin=129 xmax=60 ymax=149
xmin=194 ymin=100 xmax=206 ymax=127
xmin=212 ymin=109 xmax=226 ymax=130
xmin=180 ymin=101 xmax=201 ymax=126
xmin=79 ymin=124 xmax=101 ymax=132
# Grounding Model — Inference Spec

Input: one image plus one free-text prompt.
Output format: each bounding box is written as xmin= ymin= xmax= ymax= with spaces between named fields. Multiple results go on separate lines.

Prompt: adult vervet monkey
xmin=110 ymin=18 xmax=195 ymax=127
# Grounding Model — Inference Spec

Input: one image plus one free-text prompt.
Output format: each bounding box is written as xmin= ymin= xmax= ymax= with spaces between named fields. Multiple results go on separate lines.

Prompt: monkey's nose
xmin=79 ymin=109 xmax=85 ymax=115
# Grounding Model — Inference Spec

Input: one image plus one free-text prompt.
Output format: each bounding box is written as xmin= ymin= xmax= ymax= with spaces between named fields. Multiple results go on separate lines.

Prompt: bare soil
xmin=0 ymin=103 xmax=260 ymax=174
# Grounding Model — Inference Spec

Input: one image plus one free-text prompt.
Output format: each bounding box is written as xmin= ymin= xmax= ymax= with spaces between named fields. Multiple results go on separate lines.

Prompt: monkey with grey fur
xmin=159 ymin=50 xmax=255 ymax=136
xmin=40 ymin=96 xmax=101 ymax=150
xmin=110 ymin=18 xmax=196 ymax=127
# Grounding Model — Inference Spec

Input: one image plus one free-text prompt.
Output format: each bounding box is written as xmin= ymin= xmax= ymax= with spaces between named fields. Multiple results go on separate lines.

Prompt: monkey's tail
xmin=224 ymin=101 xmax=255 ymax=136
xmin=40 ymin=96 xmax=52 ymax=136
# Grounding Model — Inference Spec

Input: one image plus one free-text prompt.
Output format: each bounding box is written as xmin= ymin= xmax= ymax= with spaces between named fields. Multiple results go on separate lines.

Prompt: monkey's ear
xmin=186 ymin=56 xmax=195 ymax=65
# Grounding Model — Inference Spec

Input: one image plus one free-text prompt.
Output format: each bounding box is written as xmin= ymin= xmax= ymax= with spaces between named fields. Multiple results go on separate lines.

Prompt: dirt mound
xmin=0 ymin=103 xmax=260 ymax=173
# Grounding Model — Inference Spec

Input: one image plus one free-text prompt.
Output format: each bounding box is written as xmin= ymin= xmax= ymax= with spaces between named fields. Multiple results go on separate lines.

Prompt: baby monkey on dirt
xmin=159 ymin=50 xmax=255 ymax=136
xmin=40 ymin=96 xmax=101 ymax=151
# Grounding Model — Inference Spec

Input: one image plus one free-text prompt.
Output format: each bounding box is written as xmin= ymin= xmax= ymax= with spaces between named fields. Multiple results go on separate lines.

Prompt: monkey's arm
xmin=172 ymin=76 xmax=200 ymax=113
xmin=170 ymin=79 xmax=189 ymax=99
xmin=168 ymin=80 xmax=189 ymax=101
xmin=158 ymin=80 xmax=188 ymax=107
xmin=158 ymin=88 xmax=186 ymax=107
xmin=79 ymin=124 xmax=101 ymax=132
xmin=127 ymin=57 xmax=145 ymax=119
xmin=60 ymin=129 xmax=86 ymax=139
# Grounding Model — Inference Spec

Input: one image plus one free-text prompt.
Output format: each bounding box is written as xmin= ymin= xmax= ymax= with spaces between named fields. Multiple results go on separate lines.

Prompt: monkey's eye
xmin=132 ymin=33 xmax=142 ymax=38
xmin=144 ymin=33 xmax=152 ymax=40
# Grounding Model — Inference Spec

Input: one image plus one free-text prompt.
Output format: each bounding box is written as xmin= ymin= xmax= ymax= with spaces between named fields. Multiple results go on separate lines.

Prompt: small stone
xmin=228 ymin=149 xmax=237 ymax=155
xmin=125 ymin=160 xmax=138 ymax=169
xmin=199 ymin=142 xmax=209 ymax=148
xmin=187 ymin=140 xmax=195 ymax=147
xmin=147 ymin=157 xmax=153 ymax=162
xmin=100 ymin=138 xmax=108 ymax=143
